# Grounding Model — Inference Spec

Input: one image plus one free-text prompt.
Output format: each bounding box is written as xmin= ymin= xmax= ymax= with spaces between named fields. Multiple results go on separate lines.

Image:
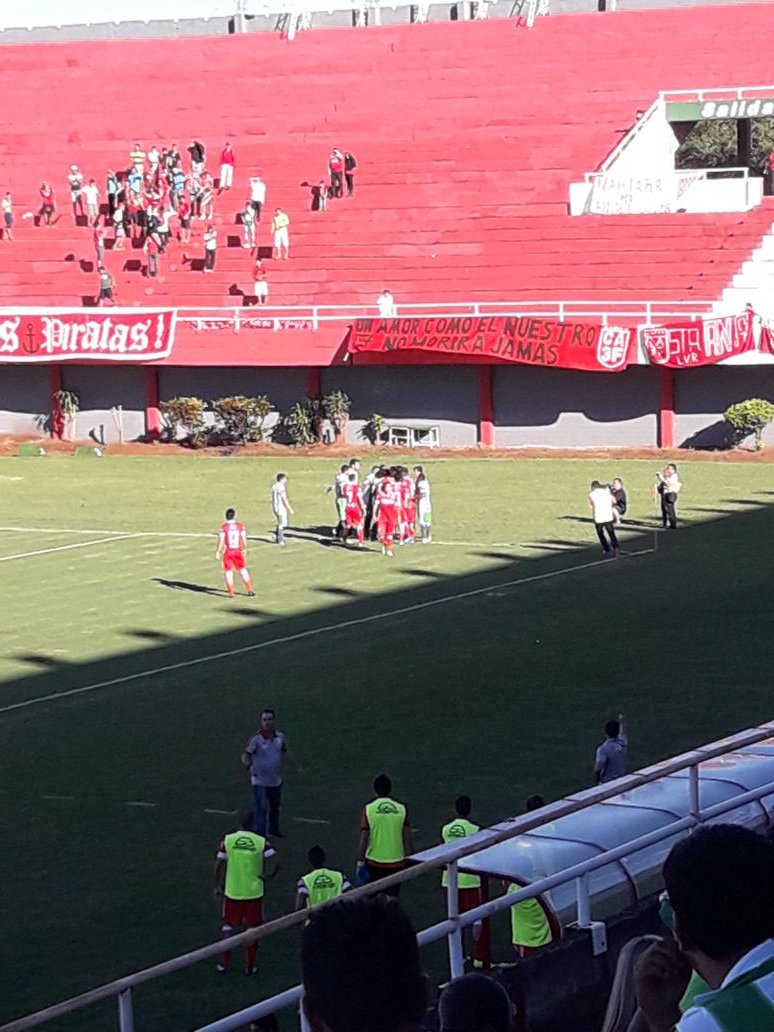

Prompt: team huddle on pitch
xmin=215 ymin=459 xmax=434 ymax=596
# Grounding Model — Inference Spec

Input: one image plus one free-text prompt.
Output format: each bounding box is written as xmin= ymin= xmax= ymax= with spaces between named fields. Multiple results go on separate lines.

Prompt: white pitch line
xmin=0 ymin=525 xmax=213 ymax=540
xmin=41 ymin=794 xmax=75 ymax=801
xmin=0 ymin=548 xmax=654 ymax=716
xmin=125 ymin=801 xmax=157 ymax=808
xmin=294 ymin=817 xmax=332 ymax=825
xmin=204 ymin=808 xmax=238 ymax=816
xmin=0 ymin=533 xmax=142 ymax=563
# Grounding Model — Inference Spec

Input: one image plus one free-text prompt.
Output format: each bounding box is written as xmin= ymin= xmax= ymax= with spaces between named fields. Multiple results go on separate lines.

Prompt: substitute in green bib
xmin=357 ymin=773 xmax=412 ymax=897
xmin=441 ymin=795 xmax=488 ymax=968
xmin=213 ymin=811 xmax=279 ymax=975
xmin=296 ymin=845 xmax=351 ymax=910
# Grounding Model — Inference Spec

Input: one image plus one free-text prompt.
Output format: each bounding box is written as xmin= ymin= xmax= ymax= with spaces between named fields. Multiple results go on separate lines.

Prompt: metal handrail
xmin=2 ymin=722 xmax=772 ymax=1032
xmin=660 ymin=85 xmax=774 ymax=103
xmin=591 ymin=94 xmax=665 ymax=178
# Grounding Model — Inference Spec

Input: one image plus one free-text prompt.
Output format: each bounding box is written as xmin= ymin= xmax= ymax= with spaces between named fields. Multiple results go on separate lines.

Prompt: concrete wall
xmin=2 ymin=363 xmax=774 ymax=448
xmin=0 ymin=365 xmax=50 ymax=435
xmin=494 ymin=366 xmax=660 ymax=447
xmin=323 ymin=365 xmax=479 ymax=448
xmin=675 ymin=365 xmax=774 ymax=447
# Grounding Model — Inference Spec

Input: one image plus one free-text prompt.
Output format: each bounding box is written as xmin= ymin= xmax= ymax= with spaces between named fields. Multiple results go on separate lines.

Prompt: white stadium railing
xmin=2 ymin=722 xmax=772 ymax=1032
xmin=0 ymin=0 xmax=240 ymax=31
xmin=660 ymin=84 xmax=774 ymax=104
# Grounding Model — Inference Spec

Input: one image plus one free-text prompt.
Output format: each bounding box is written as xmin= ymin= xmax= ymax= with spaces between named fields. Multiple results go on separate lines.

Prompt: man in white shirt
xmin=377 ymin=289 xmax=397 ymax=318
xmin=249 ymin=175 xmax=267 ymax=221
xmin=656 ymin=464 xmax=682 ymax=529
xmin=634 ymin=825 xmax=774 ymax=1031
xmin=588 ymin=480 xmax=620 ymax=557
xmin=82 ymin=179 xmax=100 ymax=224
xmin=271 ymin=473 xmax=294 ymax=546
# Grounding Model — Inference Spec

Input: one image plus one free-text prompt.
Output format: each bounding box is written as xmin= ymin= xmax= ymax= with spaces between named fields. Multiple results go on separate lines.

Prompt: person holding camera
xmin=655 ymin=464 xmax=681 ymax=529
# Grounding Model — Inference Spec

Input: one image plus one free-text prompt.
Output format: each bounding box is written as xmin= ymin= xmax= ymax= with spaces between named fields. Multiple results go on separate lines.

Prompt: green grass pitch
xmin=0 ymin=453 xmax=772 ymax=1031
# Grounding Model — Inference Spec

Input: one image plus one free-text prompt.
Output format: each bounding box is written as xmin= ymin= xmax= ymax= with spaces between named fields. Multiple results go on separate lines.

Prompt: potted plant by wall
xmin=359 ymin=412 xmax=387 ymax=445
xmin=158 ymin=396 xmax=207 ymax=448
xmin=323 ymin=390 xmax=352 ymax=443
xmin=212 ymin=395 xmax=274 ymax=444
xmin=283 ymin=398 xmax=320 ymax=446
xmin=53 ymin=389 xmax=79 ymax=441
xmin=724 ymin=398 xmax=774 ymax=451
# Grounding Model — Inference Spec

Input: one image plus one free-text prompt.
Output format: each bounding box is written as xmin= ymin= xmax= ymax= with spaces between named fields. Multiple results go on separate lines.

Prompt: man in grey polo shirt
xmin=242 ymin=709 xmax=299 ymax=837
xmin=593 ymin=714 xmax=628 ymax=784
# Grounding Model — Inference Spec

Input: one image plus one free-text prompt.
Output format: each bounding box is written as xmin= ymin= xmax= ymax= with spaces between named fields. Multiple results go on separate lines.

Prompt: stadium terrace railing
xmin=660 ymin=84 xmax=774 ymax=104
xmin=2 ymin=722 xmax=773 ymax=1032
xmin=172 ymin=299 xmax=716 ymax=331
xmin=589 ymin=94 xmax=665 ymax=179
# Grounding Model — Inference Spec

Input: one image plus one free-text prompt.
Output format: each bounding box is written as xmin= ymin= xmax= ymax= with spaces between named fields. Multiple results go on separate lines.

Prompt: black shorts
xmin=99 ymin=288 xmax=113 ymax=300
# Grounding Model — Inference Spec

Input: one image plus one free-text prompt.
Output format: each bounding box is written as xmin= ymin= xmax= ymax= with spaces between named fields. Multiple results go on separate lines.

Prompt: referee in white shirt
xmin=589 ymin=480 xmax=621 ymax=557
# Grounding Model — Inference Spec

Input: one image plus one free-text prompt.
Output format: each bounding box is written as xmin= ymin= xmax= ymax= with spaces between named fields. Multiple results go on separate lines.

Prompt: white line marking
xmin=41 ymin=794 xmax=75 ymax=801
xmin=125 ymin=801 xmax=157 ymax=808
xmin=0 ymin=525 xmax=213 ymax=540
xmin=204 ymin=808 xmax=239 ymax=816
xmin=0 ymin=533 xmax=141 ymax=563
xmin=294 ymin=817 xmax=332 ymax=825
xmin=0 ymin=548 xmax=653 ymax=715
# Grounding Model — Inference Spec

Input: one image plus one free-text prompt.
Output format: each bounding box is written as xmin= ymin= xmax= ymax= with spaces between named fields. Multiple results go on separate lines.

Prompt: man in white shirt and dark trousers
xmin=589 ymin=480 xmax=620 ymax=557
xmin=242 ymin=709 xmax=300 ymax=837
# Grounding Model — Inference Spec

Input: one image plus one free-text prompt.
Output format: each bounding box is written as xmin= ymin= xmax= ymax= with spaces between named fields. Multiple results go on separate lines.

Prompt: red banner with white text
xmin=348 ymin=316 xmax=635 ymax=372
xmin=0 ymin=310 xmax=176 ymax=362
xmin=641 ymin=312 xmax=755 ymax=369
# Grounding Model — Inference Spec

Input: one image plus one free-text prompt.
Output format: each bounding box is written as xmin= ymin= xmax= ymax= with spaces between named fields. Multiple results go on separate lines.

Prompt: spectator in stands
xmin=344 ymin=150 xmax=358 ymax=196
xmin=93 ymin=221 xmax=105 ymax=265
xmin=329 ymin=148 xmax=345 ymax=198
xmin=157 ymin=204 xmax=173 ymax=251
xmin=439 ymin=973 xmax=513 ymax=1032
xmin=130 ymin=143 xmax=146 ymax=173
xmin=96 ymin=264 xmax=114 ymax=306
xmin=203 ymin=224 xmax=218 ymax=273
xmin=219 ymin=142 xmax=235 ymax=193
xmin=242 ymin=202 xmax=256 ymax=250
xmin=106 ymin=170 xmax=119 ymax=218
xmin=601 ymin=935 xmax=662 ymax=1032
xmin=68 ymin=165 xmax=85 ymax=222
xmin=83 ymin=179 xmax=100 ymax=225
xmin=170 ymin=164 xmax=186 ymax=207
xmin=1 ymin=193 xmax=13 ymax=241
xmin=112 ymin=202 xmax=126 ymax=251
xmin=768 ymin=148 xmax=774 ymax=196
xmin=147 ymin=144 xmax=160 ymax=177
xmin=254 ymin=259 xmax=269 ymax=306
xmin=634 ymin=825 xmax=774 ymax=1031
xmin=377 ymin=289 xmax=397 ymax=317
xmin=199 ymin=171 xmax=214 ymax=222
xmin=272 ymin=208 xmax=290 ymax=260
xmin=177 ymin=195 xmax=191 ymax=244
xmin=312 ymin=180 xmax=328 ymax=212
xmin=188 ymin=139 xmax=206 ymax=174
xmin=594 ymin=714 xmax=628 ymax=784
xmin=39 ymin=182 xmax=55 ymax=227
xmin=144 ymin=230 xmax=162 ymax=278
xmin=164 ymin=143 xmax=180 ymax=174
xmin=249 ymin=174 xmax=267 ymax=220
xmin=301 ymin=897 xmax=427 ymax=1032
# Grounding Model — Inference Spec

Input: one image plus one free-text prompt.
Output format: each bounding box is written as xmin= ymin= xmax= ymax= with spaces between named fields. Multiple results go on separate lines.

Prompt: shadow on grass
xmin=153 ymin=578 xmax=227 ymax=596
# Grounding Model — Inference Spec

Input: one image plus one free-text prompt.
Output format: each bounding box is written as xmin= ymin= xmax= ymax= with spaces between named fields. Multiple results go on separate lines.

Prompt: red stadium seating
xmin=1 ymin=6 xmax=774 ymax=309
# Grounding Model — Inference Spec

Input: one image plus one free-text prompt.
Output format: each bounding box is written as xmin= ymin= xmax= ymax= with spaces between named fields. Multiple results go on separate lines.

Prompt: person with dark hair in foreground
xmin=301 ymin=897 xmax=427 ymax=1032
xmin=633 ymin=825 xmax=774 ymax=1031
xmin=439 ymin=973 xmax=513 ymax=1032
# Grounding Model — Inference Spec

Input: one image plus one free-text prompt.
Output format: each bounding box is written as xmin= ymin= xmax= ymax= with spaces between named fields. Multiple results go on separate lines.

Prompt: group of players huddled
xmin=215 ymin=458 xmax=434 ymax=596
xmin=327 ymin=458 xmax=433 ymax=556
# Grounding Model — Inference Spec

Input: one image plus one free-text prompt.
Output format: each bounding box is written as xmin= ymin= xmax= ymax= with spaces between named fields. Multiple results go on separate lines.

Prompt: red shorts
xmin=458 ymin=887 xmax=482 ymax=913
xmin=378 ymin=508 xmax=398 ymax=538
xmin=345 ymin=506 xmax=364 ymax=526
xmin=404 ymin=502 xmax=417 ymax=524
xmin=222 ymin=550 xmax=245 ymax=572
xmin=222 ymin=896 xmax=263 ymax=929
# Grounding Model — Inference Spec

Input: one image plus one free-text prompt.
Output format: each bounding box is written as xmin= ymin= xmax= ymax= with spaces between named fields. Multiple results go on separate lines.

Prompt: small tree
xmin=159 ymin=396 xmax=207 ymax=448
xmin=212 ymin=395 xmax=273 ymax=444
xmin=283 ymin=399 xmax=321 ymax=446
xmin=724 ymin=398 xmax=774 ymax=450
xmin=359 ymin=412 xmax=387 ymax=445
xmin=322 ymin=390 xmax=352 ymax=442
xmin=53 ymin=389 xmax=79 ymax=441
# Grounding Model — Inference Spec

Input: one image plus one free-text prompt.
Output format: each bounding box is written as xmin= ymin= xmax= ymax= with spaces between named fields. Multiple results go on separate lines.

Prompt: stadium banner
xmin=0 ymin=310 xmax=176 ymax=362
xmin=587 ymin=171 xmax=704 ymax=215
xmin=641 ymin=312 xmax=755 ymax=368
xmin=347 ymin=316 xmax=635 ymax=372
xmin=188 ymin=316 xmax=315 ymax=332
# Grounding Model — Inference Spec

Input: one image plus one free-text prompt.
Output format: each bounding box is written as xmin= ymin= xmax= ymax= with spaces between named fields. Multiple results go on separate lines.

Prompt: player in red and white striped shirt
xmin=398 ymin=467 xmax=416 ymax=544
xmin=377 ymin=470 xmax=400 ymax=557
xmin=215 ymin=508 xmax=255 ymax=598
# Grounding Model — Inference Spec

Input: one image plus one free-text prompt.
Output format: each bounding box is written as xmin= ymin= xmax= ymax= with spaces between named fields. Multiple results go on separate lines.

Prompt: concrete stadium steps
xmin=2 ymin=8 xmax=774 ymax=309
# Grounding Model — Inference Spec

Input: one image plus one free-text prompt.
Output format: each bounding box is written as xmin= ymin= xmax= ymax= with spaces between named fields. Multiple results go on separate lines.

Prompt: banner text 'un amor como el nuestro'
xmin=0 ymin=311 xmax=176 ymax=361
xmin=348 ymin=316 xmax=635 ymax=372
